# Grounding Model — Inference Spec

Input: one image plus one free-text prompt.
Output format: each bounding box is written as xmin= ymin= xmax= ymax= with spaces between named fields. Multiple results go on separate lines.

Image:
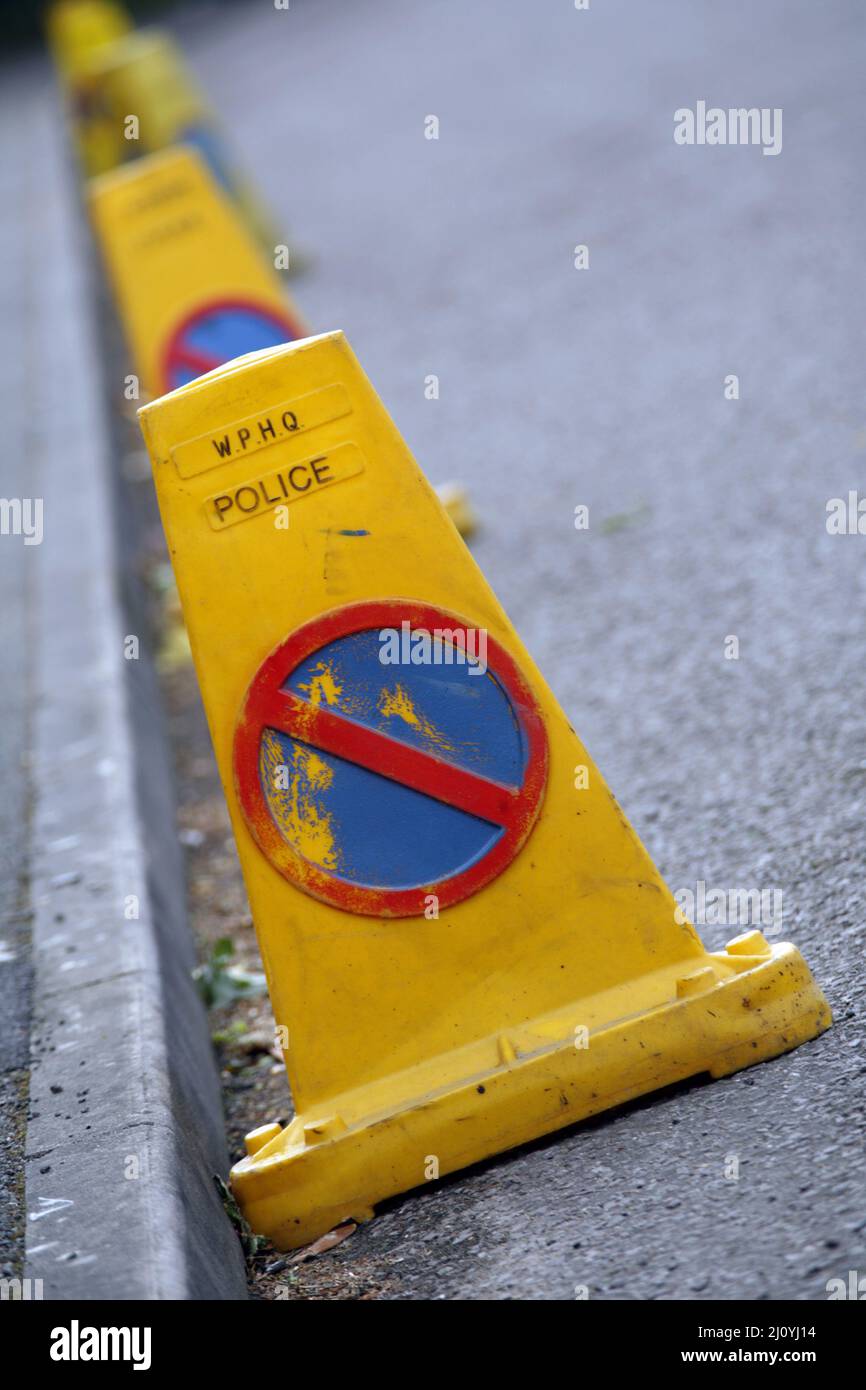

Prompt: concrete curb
xmin=22 ymin=100 xmax=249 ymax=1301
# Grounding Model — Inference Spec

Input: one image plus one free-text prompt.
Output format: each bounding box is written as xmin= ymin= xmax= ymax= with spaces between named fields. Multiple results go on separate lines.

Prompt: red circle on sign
xmin=159 ymin=297 xmax=306 ymax=395
xmin=232 ymin=600 xmax=549 ymax=918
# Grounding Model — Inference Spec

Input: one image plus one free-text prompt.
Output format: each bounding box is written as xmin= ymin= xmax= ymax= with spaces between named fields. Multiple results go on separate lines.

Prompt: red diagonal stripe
xmin=171 ymin=344 xmax=222 ymax=374
xmin=255 ymin=689 xmax=520 ymax=827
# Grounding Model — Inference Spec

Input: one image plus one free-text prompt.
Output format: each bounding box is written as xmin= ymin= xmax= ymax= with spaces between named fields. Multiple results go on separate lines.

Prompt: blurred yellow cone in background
xmin=45 ymin=0 xmax=133 ymax=176
xmin=88 ymin=147 xmax=307 ymax=399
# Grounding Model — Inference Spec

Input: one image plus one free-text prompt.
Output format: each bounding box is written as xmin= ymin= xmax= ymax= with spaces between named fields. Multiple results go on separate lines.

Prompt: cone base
xmin=230 ymin=937 xmax=831 ymax=1251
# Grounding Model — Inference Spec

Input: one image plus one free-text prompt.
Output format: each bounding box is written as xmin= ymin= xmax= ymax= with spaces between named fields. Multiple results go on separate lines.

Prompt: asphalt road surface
xmin=179 ymin=0 xmax=864 ymax=1300
xmin=3 ymin=0 xmax=863 ymax=1300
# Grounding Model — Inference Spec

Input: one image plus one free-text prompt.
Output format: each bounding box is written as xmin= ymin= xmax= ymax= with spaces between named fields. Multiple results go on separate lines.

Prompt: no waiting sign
xmin=160 ymin=297 xmax=305 ymax=393
xmin=233 ymin=601 xmax=549 ymax=917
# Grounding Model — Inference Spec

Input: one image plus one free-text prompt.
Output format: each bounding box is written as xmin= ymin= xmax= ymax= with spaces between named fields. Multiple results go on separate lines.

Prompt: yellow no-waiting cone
xmin=138 ymin=331 xmax=831 ymax=1250
xmin=88 ymin=147 xmax=307 ymax=400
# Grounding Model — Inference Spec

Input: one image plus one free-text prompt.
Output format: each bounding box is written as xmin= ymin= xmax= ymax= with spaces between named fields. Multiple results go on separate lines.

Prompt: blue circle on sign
xmin=260 ymin=627 xmax=529 ymax=893
xmin=234 ymin=601 xmax=550 ymax=917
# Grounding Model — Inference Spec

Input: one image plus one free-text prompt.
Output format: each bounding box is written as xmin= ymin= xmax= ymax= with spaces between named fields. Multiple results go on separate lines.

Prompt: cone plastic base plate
xmin=231 ymin=937 xmax=831 ymax=1251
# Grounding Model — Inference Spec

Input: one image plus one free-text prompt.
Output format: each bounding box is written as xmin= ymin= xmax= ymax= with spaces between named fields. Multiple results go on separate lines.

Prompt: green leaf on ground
xmin=194 ymin=939 xmax=267 ymax=1008
xmin=599 ymin=502 xmax=651 ymax=534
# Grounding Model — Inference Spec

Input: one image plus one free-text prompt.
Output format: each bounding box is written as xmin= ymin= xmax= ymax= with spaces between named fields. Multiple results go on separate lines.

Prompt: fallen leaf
xmin=292 ymin=1221 xmax=357 ymax=1263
